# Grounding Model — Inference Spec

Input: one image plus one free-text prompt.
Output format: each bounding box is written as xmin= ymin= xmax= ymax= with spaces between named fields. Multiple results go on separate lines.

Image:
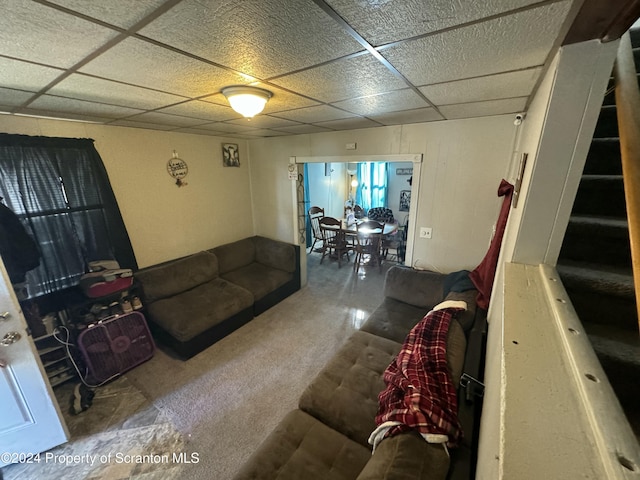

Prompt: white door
xmin=0 ymin=258 xmax=68 ymax=467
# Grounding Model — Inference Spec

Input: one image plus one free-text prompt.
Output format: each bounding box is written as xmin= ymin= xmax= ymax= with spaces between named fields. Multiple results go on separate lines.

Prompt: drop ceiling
xmin=0 ymin=0 xmax=591 ymax=138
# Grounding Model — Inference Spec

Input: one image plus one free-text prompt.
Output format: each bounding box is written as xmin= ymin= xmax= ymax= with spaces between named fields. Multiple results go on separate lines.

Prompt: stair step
xmin=586 ymin=324 xmax=640 ymax=439
xmin=560 ymin=216 xmax=631 ymax=266
xmin=558 ymin=262 xmax=634 ymax=299
xmin=593 ymin=105 xmax=618 ymax=138
xmin=584 ymin=138 xmax=622 ymax=175
xmin=572 ymin=175 xmax=626 ymax=217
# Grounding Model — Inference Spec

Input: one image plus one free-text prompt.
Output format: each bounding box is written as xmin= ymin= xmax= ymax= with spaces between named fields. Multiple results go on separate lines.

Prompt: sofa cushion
xmin=212 ymin=237 xmax=257 ymax=275
xmin=221 ymin=263 xmax=293 ymax=301
xmin=136 ymin=251 xmax=218 ymax=304
xmin=146 ymin=278 xmax=253 ymax=342
xmin=232 ymin=409 xmax=371 ymax=480
xmin=299 ymin=331 xmax=403 ymax=447
xmin=360 ymin=298 xmax=428 ymax=344
xmin=255 ymin=236 xmax=296 ymax=273
xmin=383 ymin=267 xmax=445 ymax=309
xmin=355 ymin=432 xmax=450 ymax=480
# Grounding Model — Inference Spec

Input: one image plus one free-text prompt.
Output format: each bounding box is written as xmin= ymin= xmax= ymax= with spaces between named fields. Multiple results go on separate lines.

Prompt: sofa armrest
xmin=383 ymin=266 xmax=445 ymax=309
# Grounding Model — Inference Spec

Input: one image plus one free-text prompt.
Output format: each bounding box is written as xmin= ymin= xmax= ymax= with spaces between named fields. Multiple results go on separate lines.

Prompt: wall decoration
xmin=167 ymin=150 xmax=188 ymax=187
xmin=399 ymin=190 xmax=411 ymax=212
xmin=396 ymin=168 xmax=413 ymax=175
xmin=222 ymin=143 xmax=240 ymax=167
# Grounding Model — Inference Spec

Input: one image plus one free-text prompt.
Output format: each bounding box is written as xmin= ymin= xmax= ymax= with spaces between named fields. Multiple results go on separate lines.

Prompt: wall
xmin=0 ymin=116 xmax=254 ymax=268
xmin=307 ymin=162 xmax=347 ymax=219
xmin=248 ymin=116 xmax=517 ymax=274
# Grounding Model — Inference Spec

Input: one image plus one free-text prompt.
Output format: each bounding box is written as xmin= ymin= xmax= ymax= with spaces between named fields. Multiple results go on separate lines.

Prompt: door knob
xmin=0 ymin=312 xmax=9 ymax=320
xmin=0 ymin=331 xmax=21 ymax=346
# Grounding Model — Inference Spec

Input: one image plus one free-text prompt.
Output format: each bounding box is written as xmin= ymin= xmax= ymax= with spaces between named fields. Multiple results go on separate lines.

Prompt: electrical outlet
xmin=419 ymin=227 xmax=432 ymax=239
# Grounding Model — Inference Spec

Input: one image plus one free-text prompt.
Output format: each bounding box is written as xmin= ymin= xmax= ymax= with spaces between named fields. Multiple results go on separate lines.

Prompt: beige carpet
xmin=0 ymin=252 xmax=394 ymax=480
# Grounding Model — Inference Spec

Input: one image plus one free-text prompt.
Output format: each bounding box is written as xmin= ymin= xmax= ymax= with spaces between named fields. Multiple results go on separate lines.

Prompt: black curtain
xmin=0 ymin=134 xmax=136 ymax=297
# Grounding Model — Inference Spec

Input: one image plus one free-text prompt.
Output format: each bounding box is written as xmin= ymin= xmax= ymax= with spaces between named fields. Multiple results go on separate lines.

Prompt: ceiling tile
xmin=27 ymin=95 xmax=145 ymax=119
xmin=107 ymin=120 xmax=176 ymax=131
xmin=138 ymin=0 xmax=364 ymax=79
xmin=439 ymin=97 xmax=528 ymax=119
xmin=420 ymin=68 xmax=542 ymax=106
xmin=382 ymin=1 xmax=572 ymax=86
xmin=331 ymin=89 xmax=429 ymax=116
xmin=79 ymin=38 xmax=252 ymax=97
xmin=157 ymin=100 xmax=237 ymax=121
xmin=0 ymin=88 xmax=38 ymax=108
xmin=240 ymin=129 xmax=292 ymax=137
xmin=274 ymin=124 xmax=334 ymax=135
xmin=49 ymin=74 xmax=187 ymax=110
xmin=123 ymin=111 xmax=212 ymax=127
xmin=369 ymin=108 xmax=443 ymax=125
xmin=273 ymin=105 xmax=357 ymax=123
xmin=0 ymin=0 xmax=119 ymax=68
xmin=226 ymin=116 xmax=301 ymax=129
xmin=326 ymin=0 xmax=545 ymax=46
xmin=314 ymin=117 xmax=382 ymax=130
xmin=200 ymin=123 xmax=260 ymax=134
xmin=170 ymin=127 xmax=226 ymax=136
xmin=272 ymin=54 xmax=407 ymax=103
xmin=0 ymin=57 xmax=65 ymax=92
xmin=47 ymin=0 xmax=168 ymax=28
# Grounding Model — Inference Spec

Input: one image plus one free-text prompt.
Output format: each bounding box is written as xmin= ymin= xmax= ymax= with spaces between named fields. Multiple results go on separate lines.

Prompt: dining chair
xmin=308 ymin=206 xmax=324 ymax=253
xmin=319 ymin=216 xmax=351 ymax=267
xmin=353 ymin=220 xmax=384 ymax=273
xmin=382 ymin=214 xmax=408 ymax=263
xmin=353 ymin=204 xmax=365 ymax=219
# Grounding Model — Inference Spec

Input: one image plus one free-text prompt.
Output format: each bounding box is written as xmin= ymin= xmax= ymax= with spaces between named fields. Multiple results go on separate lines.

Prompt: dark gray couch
xmin=135 ymin=236 xmax=300 ymax=358
xmin=232 ymin=266 xmax=486 ymax=480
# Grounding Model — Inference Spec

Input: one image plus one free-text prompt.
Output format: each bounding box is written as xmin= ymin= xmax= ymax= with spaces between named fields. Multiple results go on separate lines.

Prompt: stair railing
xmin=614 ymin=31 xmax=640 ymax=332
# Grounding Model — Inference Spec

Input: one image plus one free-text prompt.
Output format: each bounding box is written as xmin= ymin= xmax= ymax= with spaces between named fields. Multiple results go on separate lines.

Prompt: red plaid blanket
xmin=370 ymin=301 xmax=465 ymax=450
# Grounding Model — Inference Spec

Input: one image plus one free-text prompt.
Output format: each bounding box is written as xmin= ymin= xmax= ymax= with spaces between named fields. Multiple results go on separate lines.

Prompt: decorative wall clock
xmin=167 ymin=150 xmax=188 ymax=187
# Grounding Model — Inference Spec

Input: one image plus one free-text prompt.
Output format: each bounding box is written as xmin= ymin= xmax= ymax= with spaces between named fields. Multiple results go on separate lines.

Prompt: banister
xmin=614 ymin=31 xmax=640 ymax=331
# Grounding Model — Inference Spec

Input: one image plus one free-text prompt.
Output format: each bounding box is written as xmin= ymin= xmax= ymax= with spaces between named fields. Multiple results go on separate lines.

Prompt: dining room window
xmin=0 ymin=134 xmax=136 ymax=299
xmin=356 ymin=162 xmax=388 ymax=212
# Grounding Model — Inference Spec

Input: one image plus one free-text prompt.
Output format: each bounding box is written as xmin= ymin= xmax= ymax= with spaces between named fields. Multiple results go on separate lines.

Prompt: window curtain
xmin=356 ymin=162 xmax=388 ymax=212
xmin=0 ymin=134 xmax=136 ymax=298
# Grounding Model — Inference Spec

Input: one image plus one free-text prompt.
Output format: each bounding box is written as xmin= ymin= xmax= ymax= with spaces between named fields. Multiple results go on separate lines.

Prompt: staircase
xmin=557 ymin=29 xmax=640 ymax=440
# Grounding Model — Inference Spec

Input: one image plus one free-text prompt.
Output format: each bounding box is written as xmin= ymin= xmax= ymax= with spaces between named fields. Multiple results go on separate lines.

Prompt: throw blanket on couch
xmin=369 ymin=301 xmax=466 ymax=451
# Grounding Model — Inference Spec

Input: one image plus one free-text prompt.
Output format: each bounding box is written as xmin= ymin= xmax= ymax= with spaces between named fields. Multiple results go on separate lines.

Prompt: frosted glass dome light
xmin=222 ymin=86 xmax=272 ymax=118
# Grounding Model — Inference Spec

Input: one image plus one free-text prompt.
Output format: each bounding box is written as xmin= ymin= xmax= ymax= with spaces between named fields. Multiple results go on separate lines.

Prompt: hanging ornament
xmin=167 ymin=150 xmax=188 ymax=187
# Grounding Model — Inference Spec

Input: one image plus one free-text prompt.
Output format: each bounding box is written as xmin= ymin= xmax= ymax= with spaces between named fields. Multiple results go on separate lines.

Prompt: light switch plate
xmin=420 ymin=227 xmax=432 ymax=239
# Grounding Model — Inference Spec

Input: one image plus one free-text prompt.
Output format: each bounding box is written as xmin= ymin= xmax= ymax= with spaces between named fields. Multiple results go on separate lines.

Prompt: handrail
xmin=613 ymin=31 xmax=640 ymax=332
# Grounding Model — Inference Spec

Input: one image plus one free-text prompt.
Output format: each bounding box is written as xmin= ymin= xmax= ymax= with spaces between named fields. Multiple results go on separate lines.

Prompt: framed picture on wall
xmin=399 ymin=190 xmax=411 ymax=212
xmin=222 ymin=143 xmax=240 ymax=167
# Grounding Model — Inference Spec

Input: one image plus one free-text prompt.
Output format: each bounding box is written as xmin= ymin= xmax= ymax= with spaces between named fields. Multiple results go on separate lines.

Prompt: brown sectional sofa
xmin=232 ymin=266 xmax=486 ymax=480
xmin=135 ymin=236 xmax=300 ymax=358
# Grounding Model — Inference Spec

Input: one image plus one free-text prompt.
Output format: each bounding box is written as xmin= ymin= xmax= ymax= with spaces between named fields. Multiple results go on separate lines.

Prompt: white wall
xmin=387 ymin=161 xmax=413 ymax=222
xmin=307 ymin=162 xmax=347 ymax=220
xmin=0 ymin=116 xmax=255 ymax=268
xmin=248 ymin=117 xmax=517 ymax=274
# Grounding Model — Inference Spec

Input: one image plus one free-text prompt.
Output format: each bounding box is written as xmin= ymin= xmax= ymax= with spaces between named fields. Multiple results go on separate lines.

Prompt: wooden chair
xmin=353 ymin=204 xmax=365 ymax=219
xmin=353 ymin=220 xmax=384 ymax=273
xmin=319 ymin=216 xmax=351 ymax=267
xmin=308 ymin=206 xmax=324 ymax=253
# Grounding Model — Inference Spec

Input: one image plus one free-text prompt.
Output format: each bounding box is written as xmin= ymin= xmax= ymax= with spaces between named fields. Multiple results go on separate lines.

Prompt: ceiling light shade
xmin=222 ymin=86 xmax=272 ymax=118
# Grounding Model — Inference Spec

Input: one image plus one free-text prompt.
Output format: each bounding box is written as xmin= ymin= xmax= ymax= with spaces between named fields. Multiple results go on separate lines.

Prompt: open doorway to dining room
xmin=291 ymin=154 xmax=422 ymax=275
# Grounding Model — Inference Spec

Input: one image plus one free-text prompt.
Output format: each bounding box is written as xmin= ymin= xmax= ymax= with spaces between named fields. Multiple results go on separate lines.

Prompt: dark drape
xmin=469 ymin=179 xmax=514 ymax=310
xmin=0 ymin=134 xmax=136 ymax=297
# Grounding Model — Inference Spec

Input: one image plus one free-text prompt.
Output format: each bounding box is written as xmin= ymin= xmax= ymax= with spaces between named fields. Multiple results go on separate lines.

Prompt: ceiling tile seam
xmin=73 ymin=71 xmax=193 ymax=101
xmin=130 ymin=33 xmax=349 ymax=110
xmin=374 ymin=0 xmax=570 ymax=52
xmin=437 ymin=96 xmax=530 ymax=108
xmin=310 ymin=0 xmax=445 ymax=120
xmin=265 ymin=50 xmax=370 ymax=82
xmin=17 ymin=0 xmax=189 ymax=111
xmin=415 ymin=66 xmax=544 ymax=89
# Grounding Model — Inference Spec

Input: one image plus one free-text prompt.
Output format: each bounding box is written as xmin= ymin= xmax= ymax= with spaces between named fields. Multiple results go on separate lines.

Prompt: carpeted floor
xmin=2 ymin=252 xmax=394 ymax=480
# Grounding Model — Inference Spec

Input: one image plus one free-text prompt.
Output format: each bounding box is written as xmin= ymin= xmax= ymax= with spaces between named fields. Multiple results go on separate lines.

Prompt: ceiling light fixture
xmin=221 ymin=86 xmax=272 ymax=118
